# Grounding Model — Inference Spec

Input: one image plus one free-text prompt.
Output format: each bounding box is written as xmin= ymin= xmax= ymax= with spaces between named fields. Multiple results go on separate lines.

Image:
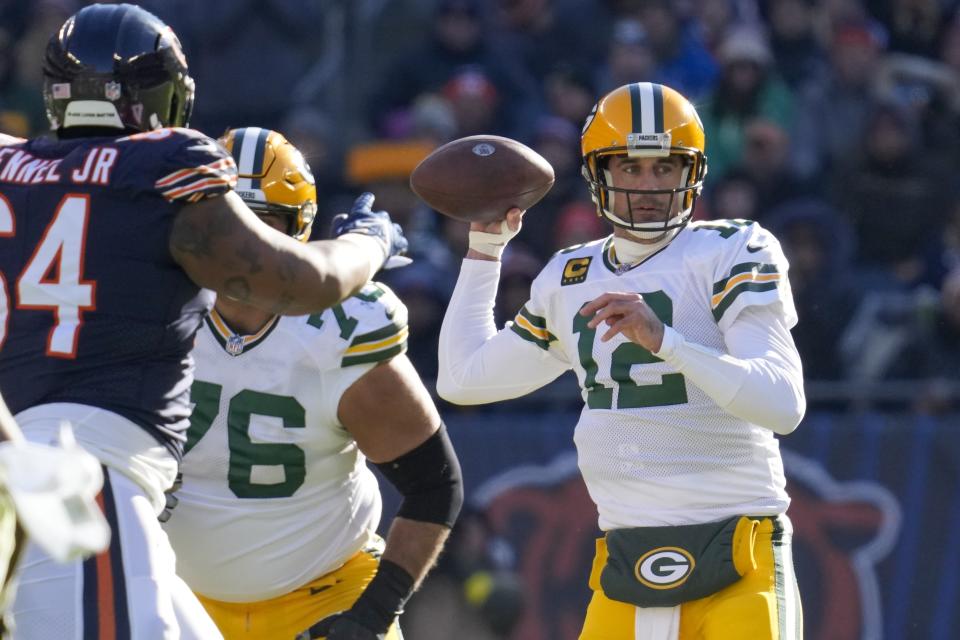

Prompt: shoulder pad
xmin=115 ymin=127 xmax=237 ymax=203
xmin=306 ymin=282 xmax=409 ymax=368
xmin=696 ymin=220 xmax=796 ymax=331
xmin=543 ymin=237 xmax=606 ymax=288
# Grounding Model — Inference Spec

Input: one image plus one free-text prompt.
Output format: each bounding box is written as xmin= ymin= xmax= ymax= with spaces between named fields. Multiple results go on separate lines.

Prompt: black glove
xmin=298 ymin=560 xmax=414 ymax=640
xmin=331 ymin=193 xmax=410 ymax=271
xmin=300 ymin=612 xmax=385 ymax=640
xmin=157 ymin=472 xmax=182 ymax=523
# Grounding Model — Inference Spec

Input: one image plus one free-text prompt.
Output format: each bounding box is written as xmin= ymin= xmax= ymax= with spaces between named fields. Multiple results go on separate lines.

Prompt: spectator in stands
xmin=700 ymin=26 xmax=795 ymax=181
xmin=369 ymin=0 xmax=537 ymax=139
xmin=594 ymin=18 xmax=656 ymax=95
xmin=911 ymin=266 xmax=960 ymax=412
xmin=379 ymin=261 xmax=454 ymax=381
xmin=830 ymin=99 xmax=950 ymax=284
xmin=280 ymin=106 xmax=349 ymax=223
xmin=408 ymin=93 xmax=460 ymax=145
xmin=633 ymin=0 xmax=718 ymax=100
xmin=920 ymin=188 xmax=960 ymax=289
xmin=542 ymin=63 xmax=598 ymax=135
xmin=701 ymin=167 xmax=758 ymax=222
xmin=875 ymin=52 xmax=960 ymax=167
xmin=694 ymin=0 xmax=739 ymax=56
xmin=492 ymin=0 xmax=606 ymax=82
xmin=730 ymin=118 xmax=818 ymax=217
xmin=442 ymin=68 xmax=506 ymax=137
xmin=0 ymin=28 xmax=45 ymax=137
xmin=150 ymin=0 xmax=329 ymax=134
xmin=764 ymin=0 xmax=831 ymax=89
xmin=552 ymin=201 xmax=608 ymax=253
xmin=524 ymin=115 xmax=587 ymax=259
xmin=871 ymin=0 xmax=944 ymax=57
xmin=791 ymin=19 xmax=889 ymax=181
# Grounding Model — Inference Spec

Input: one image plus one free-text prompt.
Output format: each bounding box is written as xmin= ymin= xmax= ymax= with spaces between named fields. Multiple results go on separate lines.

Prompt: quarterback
xmin=438 ymin=82 xmax=805 ymax=639
xmin=163 ymin=128 xmax=462 ymax=640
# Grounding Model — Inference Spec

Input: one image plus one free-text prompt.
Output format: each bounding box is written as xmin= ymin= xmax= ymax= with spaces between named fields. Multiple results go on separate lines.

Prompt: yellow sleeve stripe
xmin=514 ymin=314 xmax=550 ymax=340
xmin=343 ymin=326 xmax=409 ymax=355
xmin=711 ymin=272 xmax=780 ymax=308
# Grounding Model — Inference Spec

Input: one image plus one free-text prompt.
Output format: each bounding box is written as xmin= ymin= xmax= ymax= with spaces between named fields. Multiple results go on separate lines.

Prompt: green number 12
xmin=573 ymin=290 xmax=688 ymax=410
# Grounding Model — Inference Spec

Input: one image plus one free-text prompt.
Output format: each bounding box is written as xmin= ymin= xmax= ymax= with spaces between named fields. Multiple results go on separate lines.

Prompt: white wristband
xmin=467 ymin=221 xmax=519 ymax=260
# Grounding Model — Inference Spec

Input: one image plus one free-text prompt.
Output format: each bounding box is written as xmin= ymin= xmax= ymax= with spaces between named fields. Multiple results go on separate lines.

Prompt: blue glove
xmin=331 ymin=193 xmax=411 ymax=270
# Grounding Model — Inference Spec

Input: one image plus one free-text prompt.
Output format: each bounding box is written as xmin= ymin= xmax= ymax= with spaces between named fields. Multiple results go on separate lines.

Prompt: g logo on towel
xmin=634 ymin=547 xmax=695 ymax=590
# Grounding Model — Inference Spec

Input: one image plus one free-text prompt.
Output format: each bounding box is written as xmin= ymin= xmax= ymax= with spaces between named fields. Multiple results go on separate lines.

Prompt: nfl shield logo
xmin=226 ymin=335 xmax=245 ymax=356
xmin=104 ymin=81 xmax=122 ymax=101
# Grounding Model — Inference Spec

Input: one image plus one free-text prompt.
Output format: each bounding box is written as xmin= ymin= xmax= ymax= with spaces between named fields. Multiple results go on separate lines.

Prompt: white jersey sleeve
xmin=705 ymin=220 xmax=797 ymax=332
xmin=437 ymin=259 xmax=570 ymax=405
xmin=652 ymin=220 xmax=804 ymax=434
xmin=310 ymin=281 xmax=410 ymax=426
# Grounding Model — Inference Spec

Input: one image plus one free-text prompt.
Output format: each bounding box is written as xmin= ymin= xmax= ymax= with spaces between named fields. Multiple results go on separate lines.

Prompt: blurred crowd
xmin=2 ymin=0 xmax=959 ymax=408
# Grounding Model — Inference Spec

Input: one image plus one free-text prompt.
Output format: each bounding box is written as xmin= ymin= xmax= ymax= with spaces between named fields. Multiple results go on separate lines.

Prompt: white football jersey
xmin=509 ymin=220 xmax=797 ymax=529
xmin=163 ymin=282 xmax=408 ymax=602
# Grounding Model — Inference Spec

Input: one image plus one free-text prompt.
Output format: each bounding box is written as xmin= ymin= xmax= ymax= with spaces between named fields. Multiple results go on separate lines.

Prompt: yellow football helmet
xmin=581 ymin=82 xmax=707 ymax=236
xmin=219 ymin=127 xmax=317 ymax=242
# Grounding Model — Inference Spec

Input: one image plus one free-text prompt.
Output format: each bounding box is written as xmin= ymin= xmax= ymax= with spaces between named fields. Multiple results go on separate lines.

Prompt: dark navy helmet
xmin=42 ymin=3 xmax=194 ymax=134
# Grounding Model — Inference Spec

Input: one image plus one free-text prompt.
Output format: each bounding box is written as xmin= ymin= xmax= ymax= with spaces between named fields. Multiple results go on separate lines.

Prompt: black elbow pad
xmin=375 ymin=423 xmax=463 ymax=528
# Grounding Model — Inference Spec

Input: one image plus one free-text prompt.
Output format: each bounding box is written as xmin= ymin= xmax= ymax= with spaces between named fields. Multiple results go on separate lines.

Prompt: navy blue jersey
xmin=0 ymin=127 xmax=237 ymax=458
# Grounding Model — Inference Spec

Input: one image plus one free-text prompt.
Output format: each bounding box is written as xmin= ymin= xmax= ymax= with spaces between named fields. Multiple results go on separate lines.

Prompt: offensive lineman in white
xmin=164 ymin=129 xmax=462 ymax=640
xmin=438 ymin=83 xmax=805 ymax=639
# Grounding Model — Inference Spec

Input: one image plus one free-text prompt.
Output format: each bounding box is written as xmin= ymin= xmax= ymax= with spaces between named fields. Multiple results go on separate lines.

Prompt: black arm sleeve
xmin=374 ymin=423 xmax=463 ymax=528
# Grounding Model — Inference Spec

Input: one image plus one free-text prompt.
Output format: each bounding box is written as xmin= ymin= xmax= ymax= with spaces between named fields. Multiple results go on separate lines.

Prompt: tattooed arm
xmin=169 ymin=191 xmax=386 ymax=314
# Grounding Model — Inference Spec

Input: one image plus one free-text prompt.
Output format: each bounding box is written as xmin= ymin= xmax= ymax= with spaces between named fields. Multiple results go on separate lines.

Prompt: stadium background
xmin=2 ymin=1 xmax=959 ymax=638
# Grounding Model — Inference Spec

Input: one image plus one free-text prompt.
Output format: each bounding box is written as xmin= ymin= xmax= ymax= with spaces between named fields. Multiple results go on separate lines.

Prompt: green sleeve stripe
xmin=341 ymin=342 xmax=406 ymax=367
xmin=349 ymin=320 xmax=406 ymax=347
xmin=518 ymin=305 xmax=548 ymax=329
xmin=712 ymin=263 xmax=779 ymax=294
xmin=712 ymin=281 xmax=780 ymax=321
xmin=510 ymin=322 xmax=551 ymax=350
xmin=353 ymin=284 xmax=386 ymax=303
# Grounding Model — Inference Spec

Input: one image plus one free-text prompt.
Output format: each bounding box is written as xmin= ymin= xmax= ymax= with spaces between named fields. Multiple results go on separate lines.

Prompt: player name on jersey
xmin=0 ymin=146 xmax=117 ymax=186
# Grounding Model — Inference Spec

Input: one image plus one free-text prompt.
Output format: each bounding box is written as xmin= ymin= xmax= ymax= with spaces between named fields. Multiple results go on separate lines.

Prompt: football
xmin=409 ymin=135 xmax=555 ymax=223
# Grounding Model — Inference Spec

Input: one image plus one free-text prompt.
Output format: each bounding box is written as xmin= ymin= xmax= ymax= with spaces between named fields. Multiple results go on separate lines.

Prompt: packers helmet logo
xmin=634 ymin=547 xmax=695 ymax=590
xmin=561 ymin=257 xmax=592 ymax=286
